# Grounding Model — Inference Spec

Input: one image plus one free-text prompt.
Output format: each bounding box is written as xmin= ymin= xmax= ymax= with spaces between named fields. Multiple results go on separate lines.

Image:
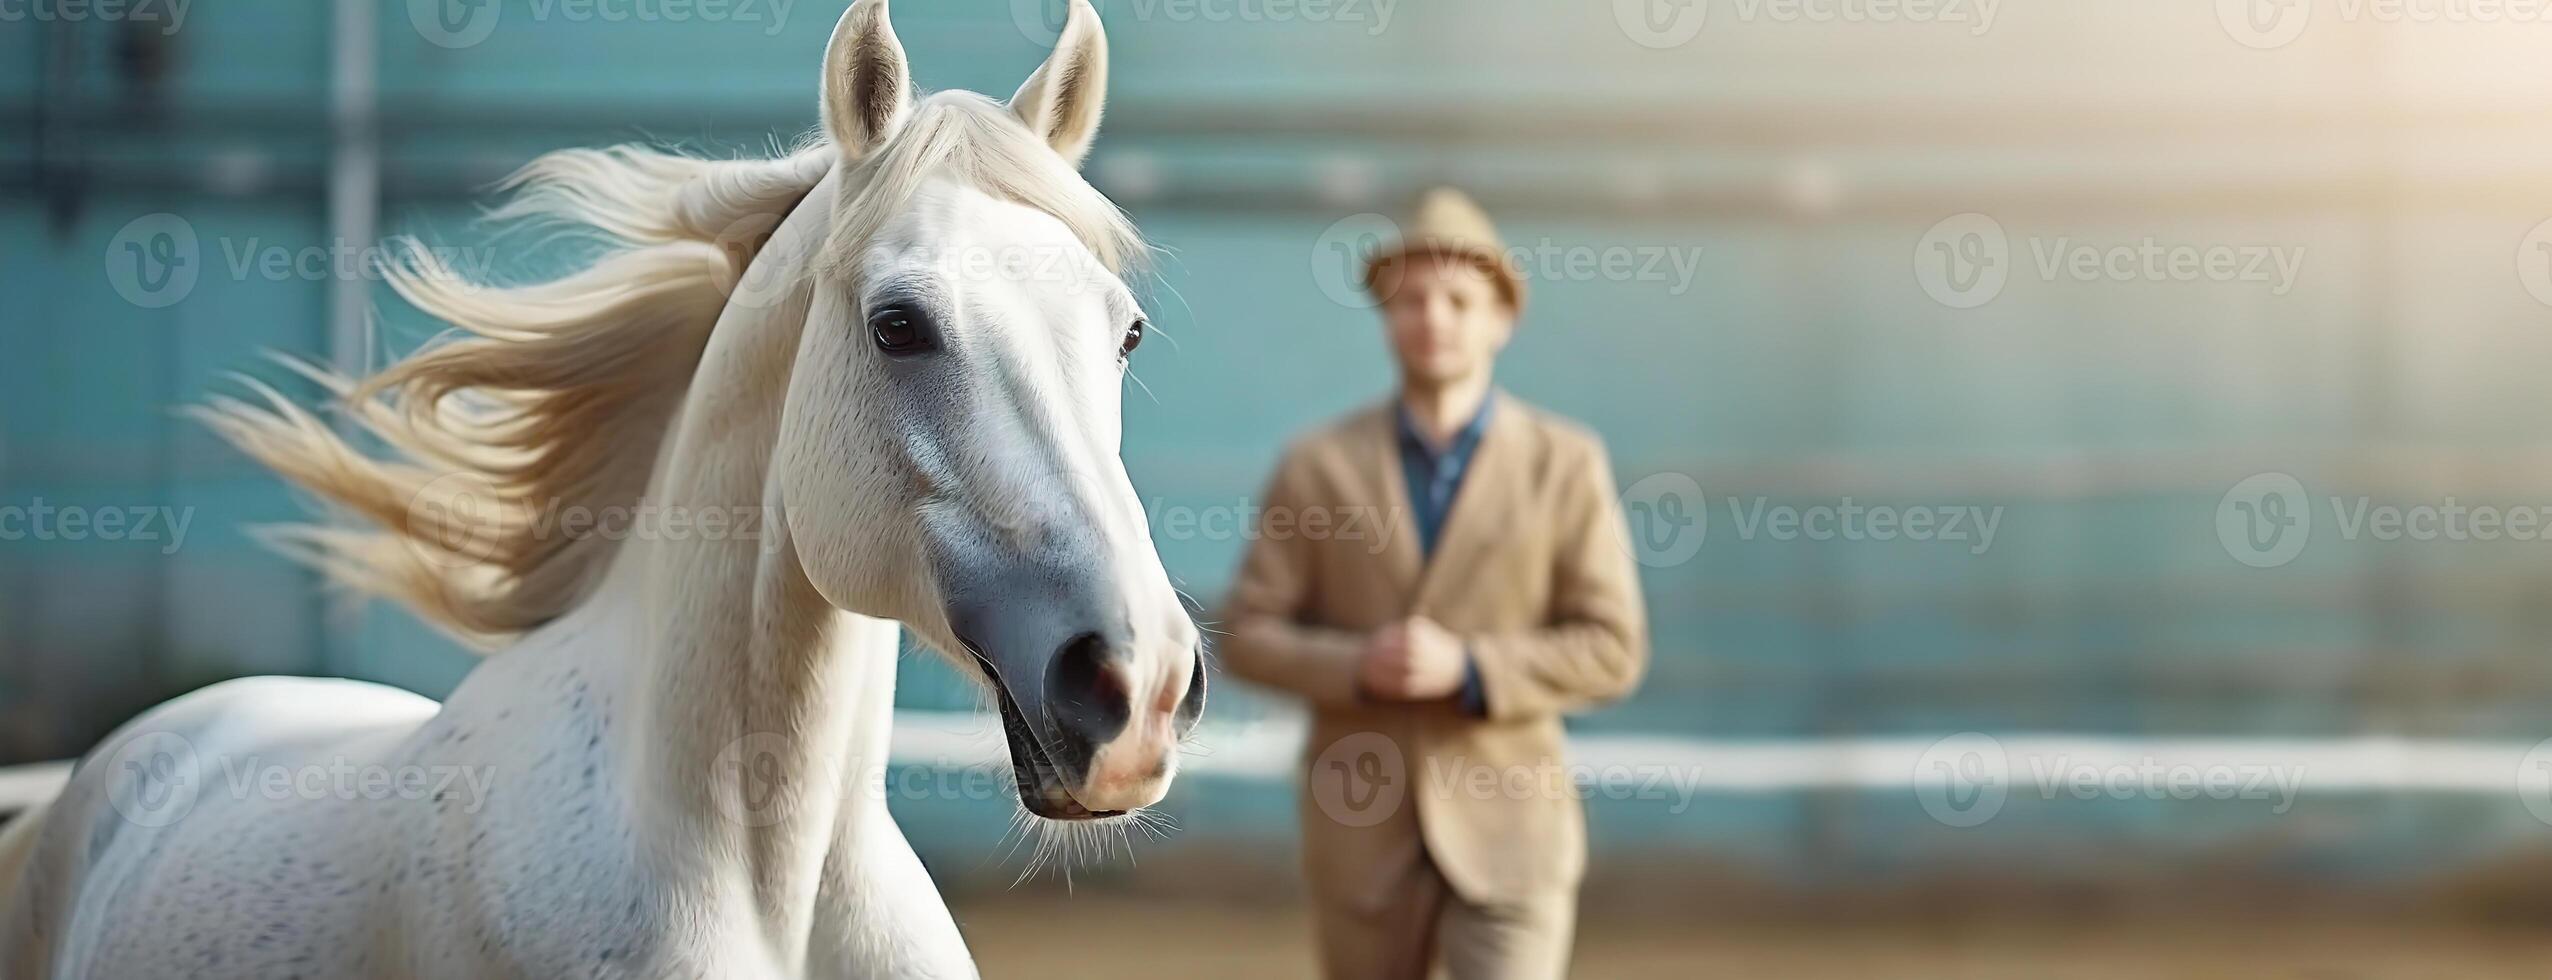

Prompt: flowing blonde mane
xmin=196 ymin=92 xmax=1145 ymax=649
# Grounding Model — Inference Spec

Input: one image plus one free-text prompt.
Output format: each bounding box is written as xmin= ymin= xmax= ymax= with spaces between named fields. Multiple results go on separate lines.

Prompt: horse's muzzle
xmin=955 ymin=624 xmax=1204 ymax=821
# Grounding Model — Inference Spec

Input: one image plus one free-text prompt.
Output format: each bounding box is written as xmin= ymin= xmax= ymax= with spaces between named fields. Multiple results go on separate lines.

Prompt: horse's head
xmin=772 ymin=0 xmax=1202 ymax=821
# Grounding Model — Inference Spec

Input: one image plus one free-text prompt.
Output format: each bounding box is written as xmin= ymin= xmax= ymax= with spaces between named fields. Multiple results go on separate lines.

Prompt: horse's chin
xmin=1001 ymin=722 xmax=1120 ymax=823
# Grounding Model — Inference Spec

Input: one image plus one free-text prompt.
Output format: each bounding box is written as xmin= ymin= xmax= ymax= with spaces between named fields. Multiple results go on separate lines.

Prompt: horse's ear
xmin=820 ymin=0 xmax=913 ymax=163
xmin=1009 ymin=0 xmax=1109 ymax=168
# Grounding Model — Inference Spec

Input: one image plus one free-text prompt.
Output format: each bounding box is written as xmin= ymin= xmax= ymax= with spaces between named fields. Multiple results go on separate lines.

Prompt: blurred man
xmin=1222 ymin=189 xmax=1650 ymax=980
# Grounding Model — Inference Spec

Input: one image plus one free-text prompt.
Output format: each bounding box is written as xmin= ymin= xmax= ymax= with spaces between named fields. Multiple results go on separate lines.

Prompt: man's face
xmin=1378 ymin=253 xmax=1515 ymax=392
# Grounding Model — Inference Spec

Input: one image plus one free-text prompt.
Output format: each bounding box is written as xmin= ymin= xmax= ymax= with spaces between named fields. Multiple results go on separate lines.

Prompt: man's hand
xmin=1358 ymin=616 xmax=1468 ymax=701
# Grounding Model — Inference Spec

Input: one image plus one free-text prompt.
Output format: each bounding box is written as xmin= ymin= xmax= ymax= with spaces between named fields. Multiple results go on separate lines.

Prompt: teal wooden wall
xmin=8 ymin=1 xmax=2552 ymax=882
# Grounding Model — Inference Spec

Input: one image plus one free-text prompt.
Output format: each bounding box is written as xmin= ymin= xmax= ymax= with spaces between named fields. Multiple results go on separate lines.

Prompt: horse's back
xmin=2 ymin=675 xmax=440 ymax=979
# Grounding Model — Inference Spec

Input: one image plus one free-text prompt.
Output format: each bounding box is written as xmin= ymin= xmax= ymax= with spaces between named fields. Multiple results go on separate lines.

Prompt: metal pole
xmin=323 ymin=0 xmax=380 ymax=678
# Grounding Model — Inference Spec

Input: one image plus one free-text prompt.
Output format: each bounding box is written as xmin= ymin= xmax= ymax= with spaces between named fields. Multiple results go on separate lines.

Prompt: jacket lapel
xmin=1412 ymin=392 xmax=1525 ymax=611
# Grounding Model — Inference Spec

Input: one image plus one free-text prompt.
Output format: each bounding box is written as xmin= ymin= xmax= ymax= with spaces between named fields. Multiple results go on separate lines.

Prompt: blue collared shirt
xmin=1396 ymin=397 xmax=1494 ymax=716
xmin=1397 ymin=398 xmax=1495 ymax=556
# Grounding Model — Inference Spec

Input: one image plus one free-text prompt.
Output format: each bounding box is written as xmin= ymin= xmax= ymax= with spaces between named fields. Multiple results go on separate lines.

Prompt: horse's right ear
xmin=1010 ymin=0 xmax=1108 ymax=167
xmin=819 ymin=0 xmax=913 ymax=163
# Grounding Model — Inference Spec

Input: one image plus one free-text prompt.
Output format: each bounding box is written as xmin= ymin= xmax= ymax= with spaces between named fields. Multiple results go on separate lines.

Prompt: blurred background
xmin=9 ymin=0 xmax=2552 ymax=975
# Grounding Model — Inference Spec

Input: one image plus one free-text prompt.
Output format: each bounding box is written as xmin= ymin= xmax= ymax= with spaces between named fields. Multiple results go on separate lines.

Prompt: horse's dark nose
xmin=1043 ymin=631 xmax=1134 ymax=760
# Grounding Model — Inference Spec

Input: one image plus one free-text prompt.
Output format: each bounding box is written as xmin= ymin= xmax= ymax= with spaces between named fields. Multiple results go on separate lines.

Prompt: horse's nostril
xmin=1174 ymin=648 xmax=1207 ymax=733
xmin=1044 ymin=631 xmax=1132 ymax=749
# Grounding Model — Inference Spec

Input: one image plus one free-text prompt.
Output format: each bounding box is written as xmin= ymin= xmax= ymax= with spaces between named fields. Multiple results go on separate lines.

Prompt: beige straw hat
xmin=1361 ymin=187 xmax=1526 ymax=311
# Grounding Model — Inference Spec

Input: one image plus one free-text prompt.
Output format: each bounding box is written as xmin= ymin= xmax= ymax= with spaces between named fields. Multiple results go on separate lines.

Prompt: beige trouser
xmin=1311 ymin=849 xmax=1577 ymax=980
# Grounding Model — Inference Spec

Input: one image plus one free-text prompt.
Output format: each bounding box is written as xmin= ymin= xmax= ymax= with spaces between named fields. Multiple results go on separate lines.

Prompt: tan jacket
xmin=1219 ymin=393 xmax=1650 ymax=907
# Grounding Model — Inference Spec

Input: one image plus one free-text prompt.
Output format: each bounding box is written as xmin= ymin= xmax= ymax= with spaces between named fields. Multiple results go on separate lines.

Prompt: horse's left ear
xmin=820 ymin=0 xmax=913 ymax=163
xmin=1009 ymin=0 xmax=1109 ymax=167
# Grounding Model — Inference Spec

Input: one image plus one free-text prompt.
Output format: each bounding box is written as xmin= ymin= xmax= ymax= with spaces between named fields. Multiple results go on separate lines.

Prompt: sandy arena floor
xmin=953 ymin=896 xmax=2552 ymax=979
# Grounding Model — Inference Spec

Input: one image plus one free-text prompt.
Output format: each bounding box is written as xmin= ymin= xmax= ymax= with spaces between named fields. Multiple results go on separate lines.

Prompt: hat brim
xmin=1362 ymin=244 xmax=1525 ymax=311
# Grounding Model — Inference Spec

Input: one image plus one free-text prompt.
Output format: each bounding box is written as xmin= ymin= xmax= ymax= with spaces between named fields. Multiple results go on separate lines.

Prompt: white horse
xmin=0 ymin=1 xmax=1203 ymax=975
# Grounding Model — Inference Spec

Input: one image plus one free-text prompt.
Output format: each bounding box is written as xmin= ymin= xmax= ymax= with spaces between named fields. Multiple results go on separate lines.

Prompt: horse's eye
xmin=870 ymin=306 xmax=935 ymax=355
xmin=1119 ymin=318 xmax=1146 ymax=360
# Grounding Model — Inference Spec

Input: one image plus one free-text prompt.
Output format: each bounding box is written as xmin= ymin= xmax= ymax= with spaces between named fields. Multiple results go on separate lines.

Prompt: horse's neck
xmin=556 ymin=259 xmax=912 ymax=971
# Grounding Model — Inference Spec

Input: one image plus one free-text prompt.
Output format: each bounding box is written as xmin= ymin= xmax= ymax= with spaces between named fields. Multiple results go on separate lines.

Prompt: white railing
xmin=4 ymin=719 xmax=2541 ymax=822
xmin=0 ymin=762 xmax=72 ymax=818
